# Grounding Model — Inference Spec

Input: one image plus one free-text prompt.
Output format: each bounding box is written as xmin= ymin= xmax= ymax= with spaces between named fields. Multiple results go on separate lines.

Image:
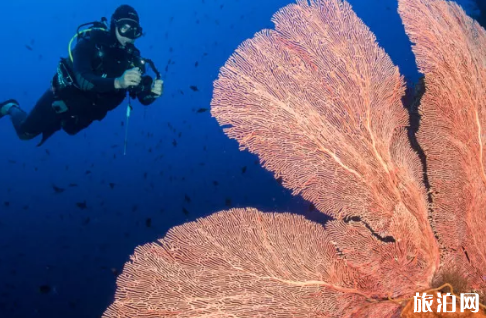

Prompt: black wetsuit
xmin=10 ymin=29 xmax=158 ymax=146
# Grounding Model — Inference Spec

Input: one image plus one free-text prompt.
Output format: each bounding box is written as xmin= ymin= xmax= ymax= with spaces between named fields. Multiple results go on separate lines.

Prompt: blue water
xmin=0 ymin=0 xmax=482 ymax=317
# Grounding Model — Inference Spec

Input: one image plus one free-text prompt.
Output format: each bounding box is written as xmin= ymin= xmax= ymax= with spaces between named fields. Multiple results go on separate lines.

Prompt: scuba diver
xmin=0 ymin=5 xmax=163 ymax=147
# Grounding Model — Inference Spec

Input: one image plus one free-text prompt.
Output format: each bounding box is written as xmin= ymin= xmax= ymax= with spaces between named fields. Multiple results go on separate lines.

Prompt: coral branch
xmin=102 ymin=208 xmax=431 ymax=317
xmin=210 ymin=0 xmax=433 ymax=248
xmin=398 ymin=0 xmax=486 ymax=292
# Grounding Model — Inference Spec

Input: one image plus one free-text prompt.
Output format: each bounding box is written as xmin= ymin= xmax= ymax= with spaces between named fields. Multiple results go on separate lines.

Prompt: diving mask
xmin=115 ymin=19 xmax=143 ymax=39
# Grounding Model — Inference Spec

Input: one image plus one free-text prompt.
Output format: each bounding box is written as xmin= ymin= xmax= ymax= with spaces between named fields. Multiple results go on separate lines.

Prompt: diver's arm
xmin=72 ymin=39 xmax=116 ymax=93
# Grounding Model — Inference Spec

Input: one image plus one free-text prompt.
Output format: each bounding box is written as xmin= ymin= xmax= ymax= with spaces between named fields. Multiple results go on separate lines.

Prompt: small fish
xmin=182 ymin=207 xmax=189 ymax=216
xmin=25 ymin=45 xmax=33 ymax=51
xmin=69 ymin=183 xmax=78 ymax=187
xmin=109 ymin=183 xmax=115 ymax=189
xmin=38 ymin=285 xmax=51 ymax=294
xmin=184 ymin=194 xmax=191 ymax=203
xmin=111 ymin=268 xmax=120 ymax=276
xmin=196 ymin=108 xmax=208 ymax=113
xmin=85 ymin=170 xmax=91 ymax=175
xmin=308 ymin=203 xmax=315 ymax=212
xmin=3 ymin=202 xmax=10 ymax=207
xmin=132 ymin=205 xmax=138 ymax=212
xmin=52 ymin=185 xmax=65 ymax=194
xmin=143 ymin=172 xmax=148 ymax=179
xmin=45 ymin=149 xmax=50 ymax=155
xmin=82 ymin=217 xmax=90 ymax=225
xmin=76 ymin=201 xmax=87 ymax=210
xmin=225 ymin=198 xmax=232 ymax=207
xmin=172 ymin=139 xmax=177 ymax=147
xmin=190 ymin=85 xmax=199 ymax=92
xmin=195 ymin=61 xmax=199 ymax=67
xmin=276 ymin=177 xmax=283 ymax=185
xmin=213 ymin=180 xmax=219 ymax=186
xmin=145 ymin=218 xmax=152 ymax=228
xmin=241 ymin=166 xmax=247 ymax=174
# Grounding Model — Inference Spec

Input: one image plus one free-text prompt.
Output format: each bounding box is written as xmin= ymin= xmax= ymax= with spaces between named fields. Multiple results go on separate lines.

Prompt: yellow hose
xmin=68 ymin=28 xmax=108 ymax=61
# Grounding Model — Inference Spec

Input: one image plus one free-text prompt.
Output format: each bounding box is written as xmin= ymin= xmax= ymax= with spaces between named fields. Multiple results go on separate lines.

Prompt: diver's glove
xmin=151 ymin=79 xmax=164 ymax=96
xmin=115 ymin=67 xmax=142 ymax=89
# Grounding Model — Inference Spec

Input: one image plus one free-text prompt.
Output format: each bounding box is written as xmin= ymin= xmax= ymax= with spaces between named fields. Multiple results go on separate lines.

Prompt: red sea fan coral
xmin=399 ymin=0 xmax=486 ymax=297
xmin=102 ymin=0 xmax=486 ymax=317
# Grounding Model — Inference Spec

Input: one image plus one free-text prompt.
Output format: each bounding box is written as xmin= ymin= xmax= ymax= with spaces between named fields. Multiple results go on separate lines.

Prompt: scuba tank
xmin=52 ymin=18 xmax=109 ymax=96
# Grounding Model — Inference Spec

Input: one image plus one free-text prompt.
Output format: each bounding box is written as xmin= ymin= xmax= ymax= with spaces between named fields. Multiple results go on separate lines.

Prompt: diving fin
xmin=0 ymin=99 xmax=19 ymax=119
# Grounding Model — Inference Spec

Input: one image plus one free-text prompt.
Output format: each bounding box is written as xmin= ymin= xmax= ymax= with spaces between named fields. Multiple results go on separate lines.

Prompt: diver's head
xmin=110 ymin=5 xmax=143 ymax=47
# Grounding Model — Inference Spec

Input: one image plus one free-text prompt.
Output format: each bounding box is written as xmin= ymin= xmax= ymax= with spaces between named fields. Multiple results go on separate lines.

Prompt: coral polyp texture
xmin=102 ymin=0 xmax=486 ymax=316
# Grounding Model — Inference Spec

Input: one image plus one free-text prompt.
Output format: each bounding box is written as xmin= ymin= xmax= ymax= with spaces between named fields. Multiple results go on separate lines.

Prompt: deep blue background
xmin=0 ymin=0 xmax=481 ymax=317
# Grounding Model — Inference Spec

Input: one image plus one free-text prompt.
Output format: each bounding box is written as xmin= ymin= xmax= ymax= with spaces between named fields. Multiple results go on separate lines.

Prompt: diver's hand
xmin=115 ymin=67 xmax=142 ymax=89
xmin=151 ymin=79 xmax=164 ymax=96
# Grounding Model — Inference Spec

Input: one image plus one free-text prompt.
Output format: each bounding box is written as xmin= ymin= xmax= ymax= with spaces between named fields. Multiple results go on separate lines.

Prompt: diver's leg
xmin=0 ymin=89 xmax=61 ymax=141
xmin=0 ymin=99 xmax=37 ymax=140
xmin=8 ymin=106 xmax=39 ymax=140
